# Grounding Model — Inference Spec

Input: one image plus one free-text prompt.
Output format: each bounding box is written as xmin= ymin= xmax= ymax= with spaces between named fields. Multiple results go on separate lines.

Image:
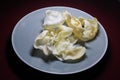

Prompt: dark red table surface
xmin=0 ymin=0 xmax=120 ymax=80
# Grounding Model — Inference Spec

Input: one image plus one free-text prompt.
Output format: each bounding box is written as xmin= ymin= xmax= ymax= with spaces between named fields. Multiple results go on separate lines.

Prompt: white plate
xmin=11 ymin=6 xmax=108 ymax=74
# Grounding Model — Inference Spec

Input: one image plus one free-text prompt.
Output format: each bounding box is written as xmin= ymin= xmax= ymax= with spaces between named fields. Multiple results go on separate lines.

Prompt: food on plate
xmin=34 ymin=10 xmax=98 ymax=61
xmin=43 ymin=10 xmax=65 ymax=30
xmin=64 ymin=11 xmax=98 ymax=41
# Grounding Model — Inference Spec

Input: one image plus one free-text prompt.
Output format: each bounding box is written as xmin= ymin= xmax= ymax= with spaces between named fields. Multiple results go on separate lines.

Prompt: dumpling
xmin=34 ymin=30 xmax=49 ymax=47
xmin=63 ymin=11 xmax=84 ymax=40
xmin=55 ymin=25 xmax=73 ymax=42
xmin=52 ymin=39 xmax=86 ymax=61
xmin=64 ymin=11 xmax=98 ymax=41
xmin=43 ymin=10 xmax=65 ymax=31
xmin=43 ymin=10 xmax=65 ymax=26
xmin=34 ymin=30 xmax=56 ymax=55
xmin=78 ymin=17 xmax=98 ymax=41
xmin=63 ymin=11 xmax=82 ymax=28
xmin=62 ymin=46 xmax=86 ymax=60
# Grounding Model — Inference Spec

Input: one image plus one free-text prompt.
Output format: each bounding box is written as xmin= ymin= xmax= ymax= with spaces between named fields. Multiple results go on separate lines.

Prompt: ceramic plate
xmin=11 ymin=6 xmax=108 ymax=74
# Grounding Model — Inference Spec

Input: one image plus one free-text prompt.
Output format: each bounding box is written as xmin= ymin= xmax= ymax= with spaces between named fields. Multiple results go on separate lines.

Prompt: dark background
xmin=0 ymin=0 xmax=120 ymax=80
